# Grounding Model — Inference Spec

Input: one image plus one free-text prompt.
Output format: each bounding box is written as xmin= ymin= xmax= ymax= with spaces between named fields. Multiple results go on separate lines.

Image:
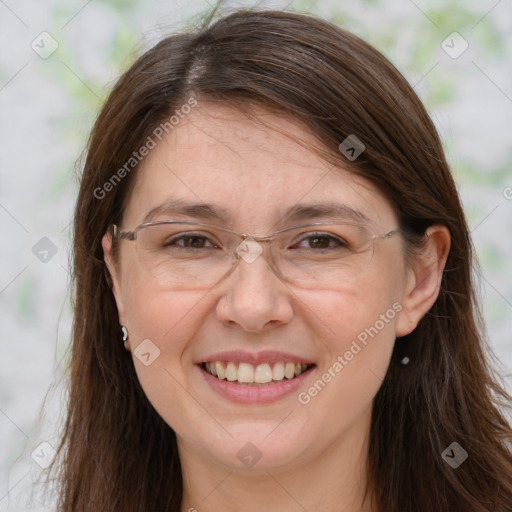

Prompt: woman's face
xmin=104 ymin=103 xmax=412 ymax=474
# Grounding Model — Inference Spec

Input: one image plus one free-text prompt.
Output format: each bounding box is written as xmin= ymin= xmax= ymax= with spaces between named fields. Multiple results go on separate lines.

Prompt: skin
xmin=103 ymin=102 xmax=450 ymax=512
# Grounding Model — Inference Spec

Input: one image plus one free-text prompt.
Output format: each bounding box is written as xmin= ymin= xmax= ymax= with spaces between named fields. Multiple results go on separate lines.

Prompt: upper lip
xmin=197 ymin=350 xmax=315 ymax=366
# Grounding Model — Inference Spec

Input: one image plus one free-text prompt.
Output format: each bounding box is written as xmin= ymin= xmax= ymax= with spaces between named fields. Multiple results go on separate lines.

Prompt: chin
xmin=201 ymin=421 xmax=313 ymax=472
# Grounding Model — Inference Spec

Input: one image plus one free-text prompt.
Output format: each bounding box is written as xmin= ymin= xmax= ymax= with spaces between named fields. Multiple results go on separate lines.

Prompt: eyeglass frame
xmin=112 ymin=220 xmax=399 ymax=243
xmin=111 ymin=220 xmax=400 ymax=277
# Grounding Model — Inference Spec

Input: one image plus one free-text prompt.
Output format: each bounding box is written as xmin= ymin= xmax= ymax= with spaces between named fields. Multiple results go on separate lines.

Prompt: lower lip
xmin=198 ymin=364 xmax=316 ymax=404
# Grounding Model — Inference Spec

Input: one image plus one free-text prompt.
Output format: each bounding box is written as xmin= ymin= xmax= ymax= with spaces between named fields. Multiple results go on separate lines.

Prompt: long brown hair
xmin=52 ymin=5 xmax=512 ymax=511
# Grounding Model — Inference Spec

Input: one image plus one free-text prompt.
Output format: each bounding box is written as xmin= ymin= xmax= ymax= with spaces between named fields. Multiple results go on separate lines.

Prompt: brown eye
xmin=307 ymin=236 xmax=331 ymax=249
xmin=164 ymin=234 xmax=217 ymax=250
xmin=293 ymin=233 xmax=348 ymax=250
xmin=180 ymin=236 xmax=208 ymax=249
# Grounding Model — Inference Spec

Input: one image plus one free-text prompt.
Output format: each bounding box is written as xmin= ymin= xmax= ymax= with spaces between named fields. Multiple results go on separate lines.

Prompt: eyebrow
xmin=141 ymin=198 xmax=370 ymax=226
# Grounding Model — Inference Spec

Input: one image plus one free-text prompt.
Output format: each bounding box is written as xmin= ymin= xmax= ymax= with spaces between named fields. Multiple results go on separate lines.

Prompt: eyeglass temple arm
xmin=381 ymin=229 xmax=400 ymax=240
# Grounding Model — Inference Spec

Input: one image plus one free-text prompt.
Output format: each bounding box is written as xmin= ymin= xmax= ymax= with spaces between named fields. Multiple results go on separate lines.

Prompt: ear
xmin=102 ymin=231 xmax=127 ymax=331
xmin=395 ymin=225 xmax=451 ymax=337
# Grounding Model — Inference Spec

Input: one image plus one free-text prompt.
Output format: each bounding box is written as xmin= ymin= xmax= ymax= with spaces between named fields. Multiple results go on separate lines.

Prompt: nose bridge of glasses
xmin=219 ymin=231 xmax=289 ymax=290
xmin=233 ymin=234 xmax=273 ymax=265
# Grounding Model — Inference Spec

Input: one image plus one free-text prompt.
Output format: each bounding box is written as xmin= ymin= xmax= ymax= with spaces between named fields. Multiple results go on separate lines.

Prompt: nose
xmin=215 ymin=244 xmax=293 ymax=332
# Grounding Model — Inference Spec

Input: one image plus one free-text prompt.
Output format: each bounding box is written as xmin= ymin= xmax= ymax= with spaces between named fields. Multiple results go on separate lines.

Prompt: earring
xmin=121 ymin=326 xmax=128 ymax=342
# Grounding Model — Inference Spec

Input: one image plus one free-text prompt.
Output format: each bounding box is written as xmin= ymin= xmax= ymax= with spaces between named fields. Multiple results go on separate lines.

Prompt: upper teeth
xmin=204 ymin=361 xmax=311 ymax=384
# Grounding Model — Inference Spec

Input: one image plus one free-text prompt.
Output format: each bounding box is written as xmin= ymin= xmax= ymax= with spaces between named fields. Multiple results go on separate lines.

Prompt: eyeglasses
xmin=112 ymin=220 xmax=400 ymax=290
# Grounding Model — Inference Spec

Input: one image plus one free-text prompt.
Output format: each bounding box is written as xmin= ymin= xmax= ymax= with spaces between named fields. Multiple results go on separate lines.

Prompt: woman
xmin=53 ymin=5 xmax=512 ymax=511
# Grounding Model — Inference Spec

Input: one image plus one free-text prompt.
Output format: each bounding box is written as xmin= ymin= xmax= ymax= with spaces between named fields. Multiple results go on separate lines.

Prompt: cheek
xmin=293 ymin=303 xmax=397 ymax=454
xmin=296 ymin=276 xmax=401 ymax=405
xmin=121 ymin=286 xmax=213 ymax=427
xmin=300 ymin=272 xmax=402 ymax=355
xmin=118 ymin=244 xmax=207 ymax=348
xmin=122 ymin=283 xmax=208 ymax=357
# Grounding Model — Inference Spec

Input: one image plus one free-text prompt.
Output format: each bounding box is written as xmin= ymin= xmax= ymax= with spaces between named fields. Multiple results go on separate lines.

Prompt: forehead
xmin=123 ymin=102 xmax=397 ymax=232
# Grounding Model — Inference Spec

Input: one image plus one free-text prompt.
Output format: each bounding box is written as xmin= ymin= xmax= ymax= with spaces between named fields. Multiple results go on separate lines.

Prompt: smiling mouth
xmin=200 ymin=361 xmax=315 ymax=385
